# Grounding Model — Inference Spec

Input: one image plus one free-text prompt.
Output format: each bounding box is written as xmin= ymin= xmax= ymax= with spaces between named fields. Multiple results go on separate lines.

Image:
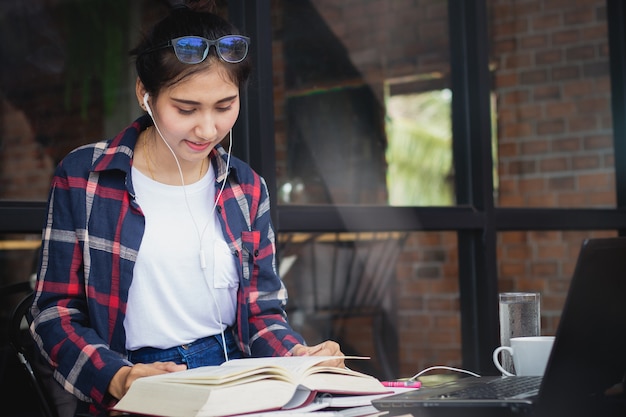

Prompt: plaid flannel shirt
xmin=30 ymin=115 xmax=304 ymax=415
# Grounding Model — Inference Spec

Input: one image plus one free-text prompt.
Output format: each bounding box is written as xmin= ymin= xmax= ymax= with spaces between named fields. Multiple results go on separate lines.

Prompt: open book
xmin=112 ymin=356 xmax=390 ymax=417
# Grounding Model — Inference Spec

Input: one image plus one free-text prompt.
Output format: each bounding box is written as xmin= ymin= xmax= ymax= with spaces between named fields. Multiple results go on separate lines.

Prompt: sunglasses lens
xmin=173 ymin=37 xmax=208 ymax=64
xmin=217 ymin=36 xmax=249 ymax=63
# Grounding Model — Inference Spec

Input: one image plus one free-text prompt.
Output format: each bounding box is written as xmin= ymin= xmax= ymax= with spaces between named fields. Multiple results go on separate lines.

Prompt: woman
xmin=30 ymin=4 xmax=343 ymax=416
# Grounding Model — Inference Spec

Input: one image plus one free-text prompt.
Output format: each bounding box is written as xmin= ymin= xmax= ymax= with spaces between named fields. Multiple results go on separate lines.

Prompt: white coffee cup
xmin=493 ymin=336 xmax=555 ymax=376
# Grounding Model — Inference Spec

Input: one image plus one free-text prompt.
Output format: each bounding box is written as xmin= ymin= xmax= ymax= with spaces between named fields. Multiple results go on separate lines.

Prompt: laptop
xmin=373 ymin=237 xmax=626 ymax=417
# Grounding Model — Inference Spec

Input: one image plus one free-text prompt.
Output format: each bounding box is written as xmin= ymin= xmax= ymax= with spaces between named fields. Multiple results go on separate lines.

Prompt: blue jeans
xmin=127 ymin=330 xmax=242 ymax=368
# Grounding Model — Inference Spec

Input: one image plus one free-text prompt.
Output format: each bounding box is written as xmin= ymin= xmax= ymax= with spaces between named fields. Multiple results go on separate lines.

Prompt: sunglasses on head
xmin=144 ymin=35 xmax=250 ymax=64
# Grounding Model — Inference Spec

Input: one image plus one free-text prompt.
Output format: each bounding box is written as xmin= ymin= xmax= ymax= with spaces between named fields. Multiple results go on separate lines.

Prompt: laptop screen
xmin=536 ymin=237 xmax=626 ymax=414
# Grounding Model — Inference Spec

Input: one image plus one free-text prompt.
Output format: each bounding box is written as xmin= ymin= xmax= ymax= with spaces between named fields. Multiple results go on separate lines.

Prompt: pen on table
xmin=381 ymin=380 xmax=421 ymax=388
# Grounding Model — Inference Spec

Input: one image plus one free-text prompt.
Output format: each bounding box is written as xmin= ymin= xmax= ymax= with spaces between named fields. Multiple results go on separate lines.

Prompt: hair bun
xmin=174 ymin=0 xmax=217 ymax=13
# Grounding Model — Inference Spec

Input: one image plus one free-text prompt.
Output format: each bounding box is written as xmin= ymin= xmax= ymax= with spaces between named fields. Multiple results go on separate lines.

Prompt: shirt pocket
xmin=213 ymin=239 xmax=238 ymax=289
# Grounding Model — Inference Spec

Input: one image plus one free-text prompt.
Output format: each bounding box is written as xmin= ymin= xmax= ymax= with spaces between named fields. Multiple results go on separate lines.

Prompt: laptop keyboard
xmin=443 ymin=376 xmax=543 ymax=399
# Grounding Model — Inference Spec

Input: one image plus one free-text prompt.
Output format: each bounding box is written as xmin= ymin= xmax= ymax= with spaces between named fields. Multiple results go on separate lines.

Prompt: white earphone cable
xmin=145 ymin=95 xmax=232 ymax=361
xmin=409 ymin=366 xmax=482 ymax=380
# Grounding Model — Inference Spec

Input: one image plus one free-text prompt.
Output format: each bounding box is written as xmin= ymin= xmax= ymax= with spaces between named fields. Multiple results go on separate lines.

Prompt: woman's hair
xmin=131 ymin=4 xmax=251 ymax=96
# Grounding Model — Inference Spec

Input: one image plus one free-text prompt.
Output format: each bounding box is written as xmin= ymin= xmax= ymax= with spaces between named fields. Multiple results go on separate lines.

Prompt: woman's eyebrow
xmin=172 ymin=95 xmax=239 ymax=105
xmin=216 ymin=95 xmax=239 ymax=104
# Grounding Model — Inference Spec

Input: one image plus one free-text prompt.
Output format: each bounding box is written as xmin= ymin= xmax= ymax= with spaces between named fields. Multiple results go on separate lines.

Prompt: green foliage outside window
xmin=385 ymin=89 xmax=454 ymax=206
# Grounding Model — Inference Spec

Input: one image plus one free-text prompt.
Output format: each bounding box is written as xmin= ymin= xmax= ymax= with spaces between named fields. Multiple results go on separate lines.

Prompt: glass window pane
xmin=280 ymin=228 xmax=619 ymax=380
xmin=496 ymin=230 xmax=616 ymax=336
xmin=0 ymin=233 xmax=40 ymax=316
xmin=0 ymin=1 xmax=170 ymax=203
xmin=279 ymin=231 xmax=461 ymax=380
xmin=488 ymin=0 xmax=613 ymax=208
xmin=273 ymin=1 xmax=454 ymax=206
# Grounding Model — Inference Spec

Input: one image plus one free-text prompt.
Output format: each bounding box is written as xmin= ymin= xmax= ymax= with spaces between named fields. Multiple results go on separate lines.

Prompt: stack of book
xmin=112 ymin=356 xmax=414 ymax=417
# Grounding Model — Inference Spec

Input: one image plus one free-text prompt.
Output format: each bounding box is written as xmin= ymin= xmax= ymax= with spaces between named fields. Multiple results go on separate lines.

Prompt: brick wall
xmin=492 ymin=0 xmax=613 ymax=209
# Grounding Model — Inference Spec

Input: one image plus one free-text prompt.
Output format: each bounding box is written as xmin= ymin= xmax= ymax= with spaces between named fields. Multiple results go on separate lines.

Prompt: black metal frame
xmin=2 ymin=0 xmax=626 ymax=375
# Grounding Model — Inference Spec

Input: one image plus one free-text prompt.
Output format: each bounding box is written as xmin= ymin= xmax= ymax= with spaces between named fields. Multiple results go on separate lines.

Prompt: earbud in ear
xmin=143 ymin=93 xmax=152 ymax=117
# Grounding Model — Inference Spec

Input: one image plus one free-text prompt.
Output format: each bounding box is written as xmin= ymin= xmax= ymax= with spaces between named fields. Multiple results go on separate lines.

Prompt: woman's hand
xmin=292 ymin=341 xmax=345 ymax=368
xmin=108 ymin=362 xmax=187 ymax=399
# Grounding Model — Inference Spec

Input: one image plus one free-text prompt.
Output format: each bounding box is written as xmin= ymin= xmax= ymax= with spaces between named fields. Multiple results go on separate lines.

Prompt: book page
xmin=219 ymin=355 xmax=353 ymax=376
xmin=219 ymin=356 xmax=386 ymax=394
xmin=147 ymin=356 xmax=345 ymax=386
xmin=114 ymin=378 xmax=298 ymax=417
xmin=113 ymin=378 xmax=213 ymax=417
xmin=315 ymin=387 xmax=418 ymax=407
xmin=198 ymin=380 xmax=297 ymax=417
xmin=154 ymin=363 xmax=293 ymax=386
xmin=300 ymin=372 xmax=388 ymax=394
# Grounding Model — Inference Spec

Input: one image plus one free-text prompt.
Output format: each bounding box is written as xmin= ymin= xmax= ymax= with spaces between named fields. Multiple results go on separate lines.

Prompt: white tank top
xmin=125 ymin=166 xmax=238 ymax=350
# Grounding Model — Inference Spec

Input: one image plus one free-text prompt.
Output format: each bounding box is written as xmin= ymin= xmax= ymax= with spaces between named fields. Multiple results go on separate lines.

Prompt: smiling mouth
xmin=186 ymin=140 xmax=212 ymax=151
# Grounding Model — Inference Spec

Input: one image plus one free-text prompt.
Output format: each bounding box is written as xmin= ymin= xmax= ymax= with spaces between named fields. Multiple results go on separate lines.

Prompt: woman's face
xmin=146 ymin=65 xmax=240 ymax=163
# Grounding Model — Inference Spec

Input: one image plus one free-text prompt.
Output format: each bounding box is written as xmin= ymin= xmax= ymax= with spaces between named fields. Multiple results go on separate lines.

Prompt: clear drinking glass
xmin=498 ymin=292 xmax=541 ymax=375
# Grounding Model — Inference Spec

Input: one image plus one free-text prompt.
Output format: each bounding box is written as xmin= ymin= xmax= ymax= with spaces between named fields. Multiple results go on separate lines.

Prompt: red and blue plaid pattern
xmin=30 ymin=115 xmax=305 ymax=415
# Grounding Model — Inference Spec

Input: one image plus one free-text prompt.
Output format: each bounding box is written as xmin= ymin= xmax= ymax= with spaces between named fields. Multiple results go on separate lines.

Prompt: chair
xmin=2 ymin=260 xmax=76 ymax=417
xmin=282 ymin=232 xmax=408 ymax=380
xmin=10 ymin=290 xmax=80 ymax=417
xmin=9 ymin=291 xmax=58 ymax=417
